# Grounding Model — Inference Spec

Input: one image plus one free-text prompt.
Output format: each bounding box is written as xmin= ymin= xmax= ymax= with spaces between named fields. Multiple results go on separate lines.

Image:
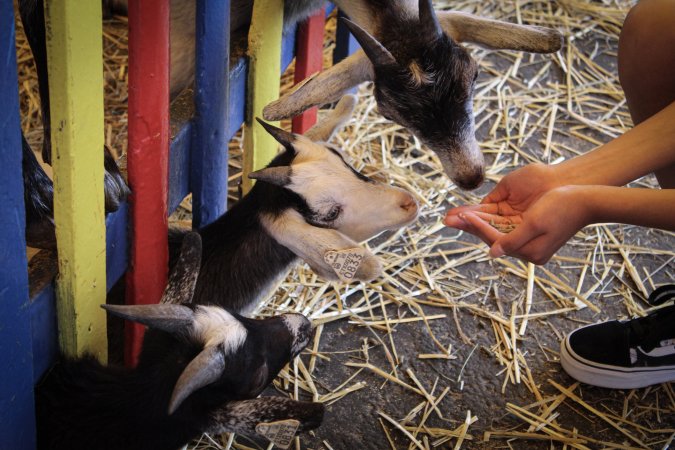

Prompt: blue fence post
xmin=333 ymin=10 xmax=360 ymax=65
xmin=191 ymin=0 xmax=230 ymax=228
xmin=0 ymin=0 xmax=37 ymax=447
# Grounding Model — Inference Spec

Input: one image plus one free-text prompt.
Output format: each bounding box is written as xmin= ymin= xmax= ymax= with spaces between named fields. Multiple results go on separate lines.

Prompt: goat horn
xmin=255 ymin=118 xmax=296 ymax=150
xmin=340 ymin=18 xmax=396 ymax=68
xmin=419 ymin=0 xmax=443 ymax=39
xmin=102 ymin=304 xmax=194 ymax=334
xmin=161 ymin=232 xmax=202 ymax=305
xmin=248 ymin=166 xmax=292 ymax=187
xmin=169 ymin=345 xmax=226 ymax=414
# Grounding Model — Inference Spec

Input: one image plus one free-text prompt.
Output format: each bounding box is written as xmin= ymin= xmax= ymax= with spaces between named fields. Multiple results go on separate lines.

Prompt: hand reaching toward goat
xmin=444 ymin=164 xmax=585 ymax=264
xmin=446 ymin=101 xmax=675 ymax=265
xmin=444 ymin=163 xmax=561 ymax=232
xmin=444 ymin=181 xmax=591 ymax=265
xmin=445 ymin=164 xmax=675 ymax=265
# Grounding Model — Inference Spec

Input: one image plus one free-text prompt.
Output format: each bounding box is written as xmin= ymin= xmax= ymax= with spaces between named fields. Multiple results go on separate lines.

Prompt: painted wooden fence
xmin=0 ymin=1 xmax=357 ymax=447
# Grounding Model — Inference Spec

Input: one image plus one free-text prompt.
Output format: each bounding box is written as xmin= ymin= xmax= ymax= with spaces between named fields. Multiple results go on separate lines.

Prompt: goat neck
xmin=190 ymin=151 xmax=301 ymax=314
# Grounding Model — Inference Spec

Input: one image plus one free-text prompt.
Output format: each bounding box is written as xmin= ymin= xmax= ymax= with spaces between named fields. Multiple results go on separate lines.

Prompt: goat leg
xmin=19 ymin=0 xmax=130 ymax=215
xmin=438 ymin=11 xmax=563 ymax=53
xmin=263 ymin=50 xmax=373 ymax=121
xmin=18 ymin=0 xmax=52 ymax=164
xmin=103 ymin=147 xmax=131 ymax=213
xmin=22 ymin=134 xmax=56 ymax=249
xmin=205 ymin=397 xmax=324 ymax=436
xmin=22 ymin=140 xmax=130 ymax=249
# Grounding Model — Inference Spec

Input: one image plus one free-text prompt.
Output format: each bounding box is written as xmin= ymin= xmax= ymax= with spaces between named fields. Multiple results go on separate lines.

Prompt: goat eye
xmin=325 ymin=205 xmax=341 ymax=222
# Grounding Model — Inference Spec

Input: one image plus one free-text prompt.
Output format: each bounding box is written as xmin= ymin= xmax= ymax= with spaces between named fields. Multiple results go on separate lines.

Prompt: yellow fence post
xmin=44 ymin=0 xmax=107 ymax=361
xmin=242 ymin=0 xmax=284 ymax=193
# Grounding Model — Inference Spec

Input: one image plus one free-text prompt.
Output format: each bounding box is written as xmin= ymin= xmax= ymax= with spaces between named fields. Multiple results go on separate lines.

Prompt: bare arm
xmin=582 ymin=185 xmax=675 ymax=231
xmin=557 ymin=101 xmax=675 ymax=186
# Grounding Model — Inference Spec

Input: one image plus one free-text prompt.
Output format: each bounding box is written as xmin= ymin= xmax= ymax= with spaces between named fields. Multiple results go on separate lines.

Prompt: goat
xmin=36 ymin=232 xmax=324 ymax=450
xmin=263 ymin=0 xmax=563 ymax=189
xmin=170 ymin=95 xmax=418 ymax=314
xmin=98 ymin=0 xmax=562 ymax=190
xmin=17 ymin=0 xmax=130 ymax=249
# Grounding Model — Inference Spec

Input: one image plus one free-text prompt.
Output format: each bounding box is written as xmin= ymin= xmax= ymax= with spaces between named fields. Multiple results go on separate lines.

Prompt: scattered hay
xmin=15 ymin=1 xmax=673 ymax=449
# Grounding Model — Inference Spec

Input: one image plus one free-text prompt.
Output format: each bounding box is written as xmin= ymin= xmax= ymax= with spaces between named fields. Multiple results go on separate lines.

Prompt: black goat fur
xmin=170 ymin=148 xmax=311 ymax=313
xmin=36 ymin=313 xmax=316 ymax=450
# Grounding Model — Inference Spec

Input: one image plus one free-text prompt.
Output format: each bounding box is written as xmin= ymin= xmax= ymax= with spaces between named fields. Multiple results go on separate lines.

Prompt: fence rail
xmin=0 ymin=2 xmax=356 ymax=447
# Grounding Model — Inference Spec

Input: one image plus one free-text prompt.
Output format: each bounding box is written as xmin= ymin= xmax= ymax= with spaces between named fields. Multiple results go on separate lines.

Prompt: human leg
xmin=559 ymin=2 xmax=675 ymax=388
xmin=618 ymin=0 xmax=675 ymax=188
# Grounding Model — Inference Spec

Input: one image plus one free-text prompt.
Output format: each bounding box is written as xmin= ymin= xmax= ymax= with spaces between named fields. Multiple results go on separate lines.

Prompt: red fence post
xmin=125 ymin=0 xmax=170 ymax=365
xmin=292 ymin=8 xmax=326 ymax=134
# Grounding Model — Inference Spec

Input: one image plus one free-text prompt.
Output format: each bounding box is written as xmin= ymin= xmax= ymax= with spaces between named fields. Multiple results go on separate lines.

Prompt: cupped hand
xmin=445 ymin=165 xmax=591 ymax=265
xmin=445 ymin=163 xmax=562 ymax=241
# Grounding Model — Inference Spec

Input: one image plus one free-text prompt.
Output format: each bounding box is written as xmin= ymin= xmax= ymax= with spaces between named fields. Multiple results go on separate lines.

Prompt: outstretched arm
xmin=554 ymin=101 xmax=675 ymax=187
xmin=452 ymin=185 xmax=675 ymax=265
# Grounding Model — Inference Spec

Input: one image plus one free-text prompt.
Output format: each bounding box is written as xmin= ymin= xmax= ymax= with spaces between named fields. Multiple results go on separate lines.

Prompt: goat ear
xmin=248 ymin=166 xmax=292 ymax=187
xmin=169 ymin=345 xmax=226 ymax=414
xmin=161 ymin=232 xmax=202 ymax=305
xmin=419 ymin=0 xmax=442 ymax=39
xmin=101 ymin=304 xmax=194 ymax=334
xmin=305 ymin=94 xmax=357 ymax=142
xmin=205 ymin=397 xmax=325 ymax=437
xmin=261 ymin=210 xmax=382 ymax=283
xmin=255 ymin=118 xmax=296 ymax=151
xmin=340 ymin=18 xmax=396 ymax=68
xmin=437 ymin=11 xmax=563 ymax=53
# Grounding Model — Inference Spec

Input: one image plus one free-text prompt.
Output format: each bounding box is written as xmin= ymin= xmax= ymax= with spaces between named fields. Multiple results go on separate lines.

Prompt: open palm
xmin=445 ymin=164 xmax=561 ymax=241
xmin=443 ymin=164 xmax=590 ymax=264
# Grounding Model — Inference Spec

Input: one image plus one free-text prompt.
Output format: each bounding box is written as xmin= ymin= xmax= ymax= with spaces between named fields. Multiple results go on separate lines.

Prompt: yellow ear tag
xmin=255 ymin=419 xmax=300 ymax=449
xmin=324 ymin=248 xmax=365 ymax=282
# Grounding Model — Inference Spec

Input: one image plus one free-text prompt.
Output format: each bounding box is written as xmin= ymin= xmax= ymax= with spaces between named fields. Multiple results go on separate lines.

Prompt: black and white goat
xmin=125 ymin=0 xmax=562 ymax=189
xmin=36 ymin=233 xmax=323 ymax=450
xmin=263 ymin=0 xmax=563 ymax=189
xmin=171 ymin=95 xmax=418 ymax=313
xmin=98 ymin=0 xmax=563 ymax=190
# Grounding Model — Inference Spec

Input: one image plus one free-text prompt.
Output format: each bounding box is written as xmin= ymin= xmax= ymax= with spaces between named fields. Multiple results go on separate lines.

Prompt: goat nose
xmin=400 ymin=195 xmax=418 ymax=214
xmin=455 ymin=170 xmax=485 ymax=191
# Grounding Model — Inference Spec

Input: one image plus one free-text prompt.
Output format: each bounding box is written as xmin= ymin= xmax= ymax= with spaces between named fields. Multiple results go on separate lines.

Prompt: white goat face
xmin=291 ymin=137 xmax=418 ymax=241
xmin=251 ymin=129 xmax=419 ymax=243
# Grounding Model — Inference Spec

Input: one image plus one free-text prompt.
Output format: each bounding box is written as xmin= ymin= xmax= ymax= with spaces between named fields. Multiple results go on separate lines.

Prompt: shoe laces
xmin=627 ymin=284 xmax=675 ymax=351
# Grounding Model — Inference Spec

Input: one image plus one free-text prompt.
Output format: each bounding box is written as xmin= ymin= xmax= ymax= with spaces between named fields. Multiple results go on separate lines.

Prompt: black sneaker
xmin=560 ymin=285 xmax=675 ymax=389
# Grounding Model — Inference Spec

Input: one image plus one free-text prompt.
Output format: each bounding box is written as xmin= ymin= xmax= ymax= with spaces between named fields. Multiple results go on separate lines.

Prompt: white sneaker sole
xmin=560 ymin=337 xmax=675 ymax=389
